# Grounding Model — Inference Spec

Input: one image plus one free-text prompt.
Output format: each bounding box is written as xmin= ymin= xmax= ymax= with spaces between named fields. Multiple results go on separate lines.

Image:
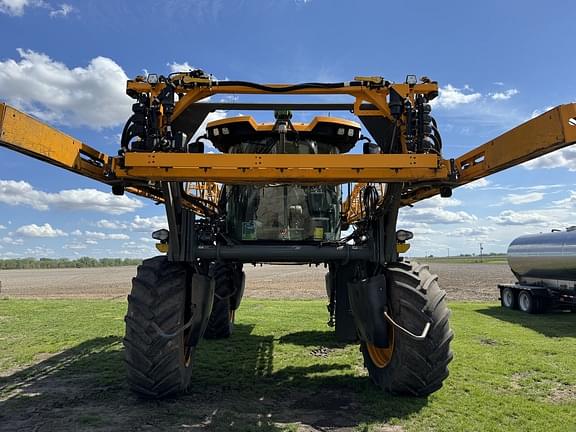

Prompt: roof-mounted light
xmin=405 ymin=75 xmax=417 ymax=85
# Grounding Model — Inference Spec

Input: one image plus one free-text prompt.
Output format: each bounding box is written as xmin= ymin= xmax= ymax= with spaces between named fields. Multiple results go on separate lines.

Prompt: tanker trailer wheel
xmin=124 ymin=256 xmax=194 ymax=398
xmin=361 ymin=261 xmax=454 ymax=396
xmin=518 ymin=290 xmax=540 ymax=314
xmin=501 ymin=287 xmax=518 ymax=309
xmin=204 ymin=263 xmax=243 ymax=339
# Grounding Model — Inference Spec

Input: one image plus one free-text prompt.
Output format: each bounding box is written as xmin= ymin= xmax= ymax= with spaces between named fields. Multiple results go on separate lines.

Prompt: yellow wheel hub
xmin=366 ymin=328 xmax=395 ymax=368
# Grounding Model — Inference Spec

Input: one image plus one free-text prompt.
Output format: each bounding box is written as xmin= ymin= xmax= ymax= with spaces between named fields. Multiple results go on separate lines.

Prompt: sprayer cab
xmin=206 ymin=113 xmax=361 ymax=243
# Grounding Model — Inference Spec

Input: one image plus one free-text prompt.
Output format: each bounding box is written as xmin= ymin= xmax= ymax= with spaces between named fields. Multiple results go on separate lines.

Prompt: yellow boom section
xmin=0 ymin=103 xmax=164 ymax=206
xmin=400 ymin=104 xmax=576 ymax=206
xmin=0 ymin=103 xmax=110 ymax=183
xmin=2 ymin=101 xmax=576 ymax=222
xmin=114 ymin=153 xmax=448 ymax=183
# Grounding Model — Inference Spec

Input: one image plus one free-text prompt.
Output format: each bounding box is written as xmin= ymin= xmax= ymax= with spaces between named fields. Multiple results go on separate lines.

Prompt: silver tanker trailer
xmin=499 ymin=228 xmax=576 ymax=313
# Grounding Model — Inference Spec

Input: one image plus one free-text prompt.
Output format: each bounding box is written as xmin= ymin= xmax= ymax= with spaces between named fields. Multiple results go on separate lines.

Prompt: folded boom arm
xmin=2 ymin=80 xmax=576 ymax=223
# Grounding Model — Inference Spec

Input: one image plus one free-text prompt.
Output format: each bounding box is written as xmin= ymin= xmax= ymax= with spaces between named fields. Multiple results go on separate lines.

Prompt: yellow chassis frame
xmin=1 ymin=75 xmax=576 ymax=222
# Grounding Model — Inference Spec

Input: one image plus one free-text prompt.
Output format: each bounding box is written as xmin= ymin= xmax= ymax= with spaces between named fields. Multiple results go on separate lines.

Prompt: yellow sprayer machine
xmin=1 ymin=70 xmax=575 ymax=399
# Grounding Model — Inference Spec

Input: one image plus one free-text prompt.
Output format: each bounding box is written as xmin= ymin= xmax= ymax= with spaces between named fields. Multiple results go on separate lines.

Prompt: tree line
xmin=0 ymin=257 xmax=142 ymax=270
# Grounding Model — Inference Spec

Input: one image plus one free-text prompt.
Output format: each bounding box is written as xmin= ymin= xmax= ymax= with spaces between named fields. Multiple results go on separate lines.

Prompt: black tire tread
xmin=204 ymin=263 xmax=234 ymax=339
xmin=124 ymin=256 xmax=192 ymax=399
xmin=361 ymin=260 xmax=454 ymax=397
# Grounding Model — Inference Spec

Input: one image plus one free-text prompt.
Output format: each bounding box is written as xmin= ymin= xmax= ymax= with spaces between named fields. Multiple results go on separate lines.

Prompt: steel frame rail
xmin=114 ymin=153 xmax=448 ymax=183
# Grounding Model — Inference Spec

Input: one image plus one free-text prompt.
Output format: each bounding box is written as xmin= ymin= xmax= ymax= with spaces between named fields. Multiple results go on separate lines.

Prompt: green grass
xmin=1 ymin=298 xmax=575 ymax=431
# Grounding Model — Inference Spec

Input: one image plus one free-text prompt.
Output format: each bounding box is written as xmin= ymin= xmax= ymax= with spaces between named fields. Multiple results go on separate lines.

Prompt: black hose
xmin=216 ymin=81 xmax=356 ymax=93
xmin=120 ymin=115 xmax=137 ymax=149
xmin=362 ymin=185 xmax=380 ymax=221
xmin=431 ymin=124 xmax=443 ymax=151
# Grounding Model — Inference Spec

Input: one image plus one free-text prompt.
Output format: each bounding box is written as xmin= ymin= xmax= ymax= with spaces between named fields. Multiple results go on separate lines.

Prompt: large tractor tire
xmin=124 ymin=256 xmax=194 ymax=399
xmin=204 ymin=263 xmax=243 ymax=339
xmin=361 ymin=261 xmax=453 ymax=396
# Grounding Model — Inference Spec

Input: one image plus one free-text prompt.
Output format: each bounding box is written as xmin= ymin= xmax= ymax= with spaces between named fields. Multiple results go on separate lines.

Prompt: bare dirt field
xmin=0 ymin=262 xmax=515 ymax=301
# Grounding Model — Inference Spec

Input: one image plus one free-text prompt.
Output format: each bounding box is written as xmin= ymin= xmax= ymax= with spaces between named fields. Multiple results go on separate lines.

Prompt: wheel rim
xmin=366 ymin=327 xmax=395 ymax=368
xmin=519 ymin=292 xmax=530 ymax=311
xmin=503 ymin=289 xmax=513 ymax=307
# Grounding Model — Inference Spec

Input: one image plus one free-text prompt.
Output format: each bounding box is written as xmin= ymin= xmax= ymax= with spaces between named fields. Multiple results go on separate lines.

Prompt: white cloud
xmin=488 ymin=210 xmax=551 ymax=226
xmin=140 ymin=236 xmax=157 ymax=243
xmin=63 ymin=242 xmax=87 ymax=250
xmin=121 ymin=240 xmax=156 ymax=256
xmin=401 ymin=207 xmax=477 ymax=224
xmin=489 ymin=89 xmax=519 ymax=100
xmin=461 ymin=178 xmax=490 ymax=190
xmin=1 ymin=236 xmax=23 ymax=245
xmin=130 ymin=215 xmax=168 ymax=231
xmin=0 ymin=49 xmax=131 ymax=128
xmin=49 ymin=3 xmax=72 ymax=17
xmin=396 ymin=221 xmax=438 ymax=235
xmin=523 ymin=145 xmax=576 ymax=171
xmin=431 ymin=84 xmax=482 ymax=109
xmin=85 ymin=239 xmax=98 ymax=245
xmin=0 ymin=0 xmax=44 ymax=16
xmin=71 ymin=229 xmax=83 ymax=236
xmin=24 ymin=246 xmax=54 ymax=257
xmin=0 ymin=180 xmax=143 ymax=214
xmin=480 ymin=183 xmax=564 ymax=192
xmin=502 ymin=192 xmax=544 ymax=205
xmin=84 ymin=231 xmax=130 ymax=240
xmin=553 ymin=192 xmax=576 ymax=208
xmin=530 ymin=105 xmax=555 ymax=119
xmin=0 ymin=224 xmax=5 ymax=229
xmin=96 ymin=219 xmax=128 ymax=230
xmin=168 ymin=61 xmax=195 ymax=73
xmin=452 ymin=227 xmax=495 ymax=236
xmin=0 ymin=251 xmax=22 ymax=258
xmin=414 ymin=195 xmax=462 ymax=208
xmin=15 ymin=223 xmax=67 ymax=237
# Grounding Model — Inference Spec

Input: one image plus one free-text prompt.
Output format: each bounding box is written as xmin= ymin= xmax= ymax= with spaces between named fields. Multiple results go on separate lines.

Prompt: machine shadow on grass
xmin=277 ymin=329 xmax=350 ymax=348
xmin=477 ymin=306 xmax=576 ymax=338
xmin=0 ymin=325 xmax=427 ymax=431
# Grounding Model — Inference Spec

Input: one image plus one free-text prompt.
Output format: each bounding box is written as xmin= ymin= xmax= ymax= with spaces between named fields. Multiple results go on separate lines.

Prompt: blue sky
xmin=1 ymin=0 xmax=576 ymax=259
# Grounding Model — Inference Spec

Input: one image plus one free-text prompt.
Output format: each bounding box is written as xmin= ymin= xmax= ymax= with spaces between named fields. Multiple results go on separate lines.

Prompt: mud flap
xmin=332 ymin=264 xmax=358 ymax=343
xmin=347 ymin=274 xmax=389 ymax=347
xmin=187 ymin=273 xmax=215 ymax=348
xmin=230 ymin=271 xmax=246 ymax=311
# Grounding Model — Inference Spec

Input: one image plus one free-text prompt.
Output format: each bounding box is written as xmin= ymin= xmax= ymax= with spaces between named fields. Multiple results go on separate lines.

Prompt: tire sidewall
xmin=518 ymin=291 xmax=533 ymax=313
xmin=361 ymin=261 xmax=453 ymax=396
xmin=501 ymin=287 xmax=516 ymax=308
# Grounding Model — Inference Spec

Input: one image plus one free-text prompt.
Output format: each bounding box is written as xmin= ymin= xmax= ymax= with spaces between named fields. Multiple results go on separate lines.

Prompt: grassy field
xmin=1 ymin=299 xmax=575 ymax=431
